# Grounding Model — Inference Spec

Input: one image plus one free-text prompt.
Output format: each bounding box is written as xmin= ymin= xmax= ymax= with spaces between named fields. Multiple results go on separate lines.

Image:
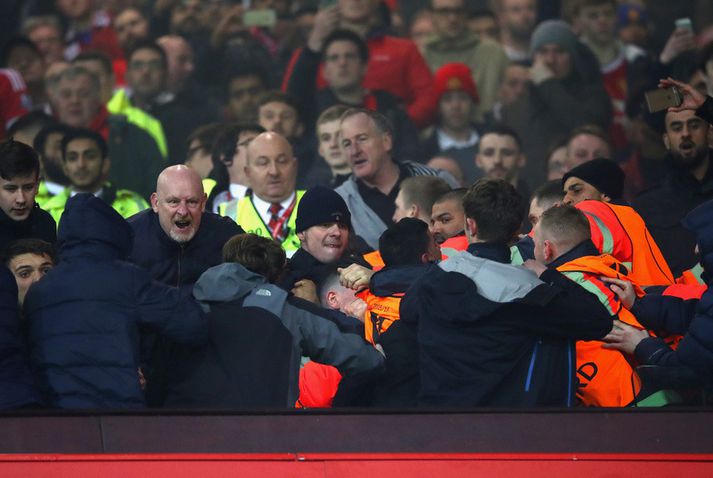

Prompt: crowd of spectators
xmin=2 ymin=0 xmax=713 ymax=410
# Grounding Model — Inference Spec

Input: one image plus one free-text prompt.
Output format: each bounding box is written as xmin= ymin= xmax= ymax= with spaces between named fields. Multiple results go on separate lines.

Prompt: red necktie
xmin=267 ymin=203 xmax=282 ymax=238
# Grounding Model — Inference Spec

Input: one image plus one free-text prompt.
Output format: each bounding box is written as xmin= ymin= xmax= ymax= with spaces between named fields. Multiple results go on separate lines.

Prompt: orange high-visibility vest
xmin=575 ymin=200 xmax=674 ymax=287
xmin=557 ymin=254 xmax=646 ymax=407
xmin=363 ymin=250 xmax=385 ymax=271
xmin=676 ymin=263 xmax=705 ymax=286
xmin=356 ymin=289 xmax=403 ymax=345
xmin=440 ymin=234 xmax=469 ymax=260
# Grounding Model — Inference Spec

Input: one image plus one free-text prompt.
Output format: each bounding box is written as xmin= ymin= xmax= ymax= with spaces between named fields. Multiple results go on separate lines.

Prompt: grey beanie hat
xmin=530 ymin=20 xmax=578 ymax=58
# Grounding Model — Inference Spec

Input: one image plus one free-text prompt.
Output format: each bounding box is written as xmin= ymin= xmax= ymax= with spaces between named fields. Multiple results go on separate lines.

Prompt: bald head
xmin=151 ymin=165 xmax=207 ymax=243
xmin=245 ymin=132 xmax=298 ymax=203
xmin=157 ymin=34 xmax=194 ymax=94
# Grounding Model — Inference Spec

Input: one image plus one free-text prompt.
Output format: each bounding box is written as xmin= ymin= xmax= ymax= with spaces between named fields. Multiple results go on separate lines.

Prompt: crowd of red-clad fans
xmin=2 ymin=0 xmax=713 ymax=410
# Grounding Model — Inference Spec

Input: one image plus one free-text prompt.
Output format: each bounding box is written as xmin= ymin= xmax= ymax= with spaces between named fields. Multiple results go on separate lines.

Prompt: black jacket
xmin=24 ymin=194 xmax=206 ymax=409
xmin=128 ymin=209 xmax=243 ymax=289
xmin=0 ymin=204 xmax=56 ymax=254
xmin=400 ymin=242 xmax=613 ymax=407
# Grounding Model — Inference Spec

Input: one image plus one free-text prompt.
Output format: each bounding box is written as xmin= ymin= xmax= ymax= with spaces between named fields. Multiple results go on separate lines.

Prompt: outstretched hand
xmin=600 ymin=276 xmax=636 ymax=309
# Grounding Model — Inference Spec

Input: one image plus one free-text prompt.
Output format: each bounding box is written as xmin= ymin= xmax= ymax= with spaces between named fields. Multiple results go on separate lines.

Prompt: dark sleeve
xmin=631 ymin=294 xmax=699 ymax=335
xmin=284 ymin=47 xmax=321 ymax=131
xmin=133 ymin=270 xmax=207 ymax=345
xmin=635 ymin=337 xmax=686 ymax=367
xmin=695 ymin=96 xmax=713 ymax=126
xmin=524 ymin=268 xmax=614 ymax=340
xmin=535 ymin=79 xmax=612 ymax=129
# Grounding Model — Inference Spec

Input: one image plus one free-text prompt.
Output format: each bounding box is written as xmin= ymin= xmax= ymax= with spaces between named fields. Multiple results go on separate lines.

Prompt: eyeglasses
xmin=128 ymin=59 xmax=164 ymax=71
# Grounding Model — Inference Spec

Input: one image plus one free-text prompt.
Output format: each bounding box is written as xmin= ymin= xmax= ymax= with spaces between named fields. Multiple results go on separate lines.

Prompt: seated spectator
xmin=1 ymin=37 xmax=49 ymax=110
xmin=159 ymin=233 xmax=384 ymax=409
xmin=283 ymin=2 xmax=435 ymax=128
xmin=44 ymin=128 xmax=148 ymax=223
xmin=494 ymin=0 xmax=538 ymax=61
xmin=420 ymin=63 xmax=484 ymax=184
xmin=315 ymin=105 xmax=352 ymax=188
xmin=501 ymin=20 xmax=612 ymax=189
xmin=0 ymin=265 xmax=40 ymax=409
xmin=0 ymin=68 xmax=29 ymax=138
xmin=0 ymin=139 xmax=56 ymax=254
xmin=208 ymin=123 xmax=265 ymax=214
xmin=533 ymin=205 xmax=646 ymax=406
xmin=410 ymin=9 xmax=434 ymax=55
xmin=423 ymin=0 xmax=509 ymax=120
xmin=49 ymin=65 xmax=164 ymax=199
xmin=2 ymin=238 xmax=55 ymax=307
xmin=476 ymin=124 xmax=530 ymax=199
xmin=129 ymin=165 xmax=243 ymax=289
xmin=393 ymin=176 xmax=451 ymax=224
xmin=224 ymin=63 xmax=269 ymax=123
xmin=286 ymin=28 xmax=418 ymax=163
xmin=22 ymin=15 xmax=66 ymax=66
xmin=336 ymin=108 xmax=458 ymax=249
xmin=218 ymin=132 xmax=303 ymax=256
xmin=400 ymin=178 xmax=613 ymax=407
xmin=468 ymin=9 xmax=500 ymax=42
xmin=33 ymin=123 xmax=71 ymax=208
xmin=113 ymin=7 xmax=151 ymax=54
xmin=58 ymin=0 xmax=122 ymax=62
xmin=488 ymin=60 xmax=530 ymax=123
xmin=24 ymin=193 xmax=206 ymax=409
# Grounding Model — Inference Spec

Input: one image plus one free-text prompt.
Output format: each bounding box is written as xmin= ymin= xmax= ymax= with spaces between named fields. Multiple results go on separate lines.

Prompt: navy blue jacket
xmin=0 ymin=204 xmax=56 ymax=254
xmin=128 ymin=209 xmax=243 ymax=289
xmin=24 ymin=194 xmax=207 ymax=409
xmin=0 ymin=266 xmax=40 ymax=409
xmin=632 ymin=199 xmax=713 ymax=383
xmin=400 ymin=243 xmax=613 ymax=407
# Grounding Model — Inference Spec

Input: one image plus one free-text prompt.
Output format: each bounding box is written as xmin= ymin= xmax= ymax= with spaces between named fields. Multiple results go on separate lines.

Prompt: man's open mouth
xmin=175 ymin=220 xmax=191 ymax=229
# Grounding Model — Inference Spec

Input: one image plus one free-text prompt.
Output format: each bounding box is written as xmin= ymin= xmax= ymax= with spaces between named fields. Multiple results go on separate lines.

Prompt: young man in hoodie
xmin=400 ymin=178 xmax=613 ymax=407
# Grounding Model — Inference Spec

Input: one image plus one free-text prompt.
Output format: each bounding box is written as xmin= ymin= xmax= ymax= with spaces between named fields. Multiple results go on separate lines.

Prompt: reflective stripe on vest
xmin=356 ymin=289 xmax=402 ymax=345
xmin=107 ymin=89 xmax=168 ymax=157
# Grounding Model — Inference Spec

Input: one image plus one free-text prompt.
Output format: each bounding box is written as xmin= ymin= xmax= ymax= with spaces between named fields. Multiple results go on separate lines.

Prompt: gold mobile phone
xmin=644 ymin=87 xmax=683 ymax=113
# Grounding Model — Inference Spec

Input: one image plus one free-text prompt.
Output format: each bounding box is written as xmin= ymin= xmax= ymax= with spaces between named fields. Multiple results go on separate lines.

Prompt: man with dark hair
xmin=158 ymin=233 xmax=384 ymax=409
xmin=476 ymin=124 xmax=529 ymax=198
xmin=114 ymin=7 xmax=151 ymax=53
xmin=393 ymin=176 xmax=451 ymax=224
xmin=2 ymin=238 xmax=54 ymax=307
xmin=44 ymin=128 xmax=148 ymax=222
xmin=528 ymin=179 xmax=564 ymax=228
xmin=315 ymin=105 xmax=352 ymax=188
xmin=430 ymin=188 xmax=467 ymax=248
xmin=33 ymin=123 xmax=71 ymax=207
xmin=73 ymin=50 xmax=116 ymax=104
xmin=225 ymin=63 xmax=269 ymax=123
xmin=494 ymin=0 xmax=538 ymax=61
xmin=183 ymin=122 xmax=222 ymax=184
xmin=336 ymin=108 xmax=458 ymax=249
xmin=633 ymin=106 xmax=713 ymax=277
xmin=562 ymin=157 xmax=625 ymax=205
xmin=400 ymin=178 xmax=613 ymax=407
xmin=533 ymin=204 xmax=645 ymax=406
xmin=256 ymin=90 xmax=304 ymax=142
xmin=25 ymin=193 xmax=207 ymax=409
xmin=565 ymin=124 xmax=613 ymax=171
xmin=1 ymin=37 xmax=49 ymax=111
xmin=0 ymin=139 xmax=56 ymax=253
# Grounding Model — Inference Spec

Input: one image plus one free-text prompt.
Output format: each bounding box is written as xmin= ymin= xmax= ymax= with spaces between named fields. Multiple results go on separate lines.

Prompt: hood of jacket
xmin=57 ymin=193 xmax=133 ymax=261
xmin=193 ymin=262 xmax=268 ymax=304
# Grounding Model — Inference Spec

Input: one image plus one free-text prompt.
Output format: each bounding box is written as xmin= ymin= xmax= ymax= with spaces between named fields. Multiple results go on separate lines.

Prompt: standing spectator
xmin=422 ymin=0 xmax=509 ymax=120
xmin=0 ymin=140 xmax=56 ymax=254
xmin=420 ymin=63 xmax=484 ymax=184
xmin=489 ymin=61 xmax=531 ymax=122
xmin=494 ymin=0 xmax=538 ymax=61
xmin=224 ymin=63 xmax=270 ymax=123
xmin=476 ymin=125 xmax=530 ymax=199
xmin=24 ymin=193 xmax=207 ymax=409
xmin=282 ymin=2 xmax=436 ymax=128
xmin=393 ymin=176 xmax=451 ymax=224
xmin=33 ymin=123 xmax=71 ymax=207
xmin=565 ymin=124 xmax=613 ymax=171
xmin=315 ymin=105 xmax=352 ymax=188
xmin=501 ymin=20 xmax=612 ymax=189
xmin=22 ymin=16 xmax=67 ymax=66
xmin=113 ymin=7 xmax=151 ymax=53
xmin=336 ymin=108 xmax=458 ymax=249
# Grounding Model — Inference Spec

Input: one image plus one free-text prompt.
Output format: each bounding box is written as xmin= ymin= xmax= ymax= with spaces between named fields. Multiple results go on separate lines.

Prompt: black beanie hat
xmin=562 ymin=158 xmax=625 ymax=201
xmin=295 ymin=186 xmax=351 ymax=233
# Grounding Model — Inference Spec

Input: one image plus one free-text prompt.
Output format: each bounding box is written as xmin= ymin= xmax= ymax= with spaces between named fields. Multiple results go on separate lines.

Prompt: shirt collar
xmin=437 ymin=128 xmax=479 ymax=151
xmin=252 ymin=191 xmax=296 ymax=216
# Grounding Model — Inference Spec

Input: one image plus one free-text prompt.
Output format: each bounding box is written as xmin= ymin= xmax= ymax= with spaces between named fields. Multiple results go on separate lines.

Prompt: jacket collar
xmin=547 ymin=240 xmax=600 ymax=269
xmin=466 ymin=242 xmax=511 ymax=264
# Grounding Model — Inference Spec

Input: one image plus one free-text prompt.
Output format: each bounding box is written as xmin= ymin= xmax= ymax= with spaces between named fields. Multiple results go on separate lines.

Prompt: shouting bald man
xmin=129 ymin=165 xmax=243 ymax=289
xmin=220 ymin=132 xmax=304 ymax=256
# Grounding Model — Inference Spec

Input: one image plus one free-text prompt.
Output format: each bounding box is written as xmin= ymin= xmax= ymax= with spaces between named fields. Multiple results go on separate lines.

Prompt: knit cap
xmin=433 ymin=63 xmax=479 ymax=103
xmin=295 ymin=186 xmax=351 ymax=233
xmin=562 ymin=158 xmax=625 ymax=201
xmin=530 ymin=20 xmax=578 ymax=58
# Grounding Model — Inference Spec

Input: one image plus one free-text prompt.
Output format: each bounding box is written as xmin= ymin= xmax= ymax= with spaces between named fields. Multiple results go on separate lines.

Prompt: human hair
xmin=317 ymin=104 xmax=351 ymax=129
xmin=321 ymin=29 xmax=369 ymax=63
xmin=537 ymin=204 xmax=591 ymax=252
xmin=7 ymin=111 xmax=56 ymax=141
xmin=0 ymin=139 xmax=40 ymax=180
xmin=126 ymin=39 xmax=168 ymax=69
xmin=434 ymin=187 xmax=467 ymax=207
xmin=73 ymin=50 xmax=114 ymax=75
xmin=22 ymin=15 xmax=63 ymax=37
xmin=211 ymin=122 xmax=265 ymax=172
xmin=462 ymin=179 xmax=524 ymax=243
xmin=186 ymin=122 xmax=223 ymax=152
xmin=532 ymin=179 xmax=564 ymax=208
xmin=318 ymin=270 xmax=343 ymax=306
xmin=222 ymin=233 xmax=286 ymax=283
xmin=60 ymin=128 xmax=108 ymax=161
xmin=566 ymin=124 xmax=612 ymax=150
xmin=379 ymin=217 xmax=432 ymax=267
xmin=48 ymin=65 xmax=100 ymax=95
xmin=480 ymin=123 xmax=523 ymax=151
xmin=256 ymin=90 xmax=300 ymax=113
xmin=400 ymin=176 xmax=452 ymax=218
xmin=34 ymin=123 xmax=71 ymax=155
xmin=340 ymin=107 xmax=394 ymax=138
xmin=224 ymin=61 xmax=270 ymax=92
xmin=1 ymin=238 xmax=56 ymax=266
xmin=0 ymin=36 xmax=41 ymax=67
